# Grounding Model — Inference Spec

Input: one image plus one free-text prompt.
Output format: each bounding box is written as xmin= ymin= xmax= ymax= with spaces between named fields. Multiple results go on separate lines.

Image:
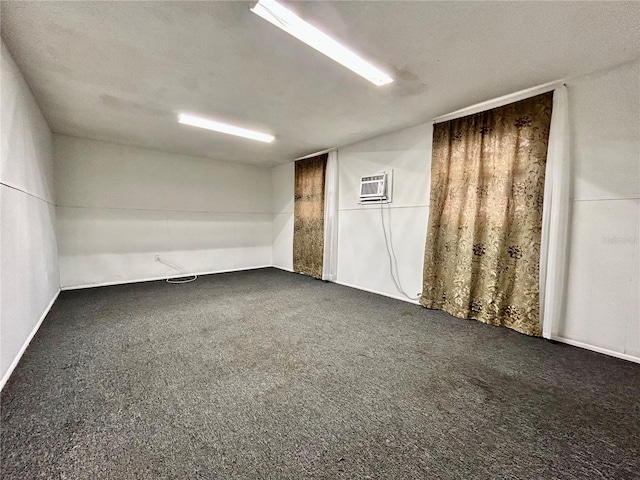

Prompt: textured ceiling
xmin=1 ymin=1 xmax=639 ymax=166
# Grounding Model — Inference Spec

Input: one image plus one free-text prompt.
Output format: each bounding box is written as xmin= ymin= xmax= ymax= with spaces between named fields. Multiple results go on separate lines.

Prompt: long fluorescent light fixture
xmin=250 ymin=0 xmax=393 ymax=86
xmin=178 ymin=113 xmax=275 ymax=143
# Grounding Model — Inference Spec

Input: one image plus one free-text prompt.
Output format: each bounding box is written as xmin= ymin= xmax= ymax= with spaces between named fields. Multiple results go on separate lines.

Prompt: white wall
xmin=55 ymin=136 xmax=273 ymax=288
xmin=561 ymin=60 xmax=640 ymax=359
xmin=271 ymin=59 xmax=640 ymax=361
xmin=1 ymin=42 xmax=60 ymax=388
xmin=271 ymin=162 xmax=294 ymax=271
xmin=335 ymin=125 xmax=432 ymax=302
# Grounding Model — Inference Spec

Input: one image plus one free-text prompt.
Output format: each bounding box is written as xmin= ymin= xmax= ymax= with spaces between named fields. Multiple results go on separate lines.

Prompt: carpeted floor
xmin=1 ymin=268 xmax=639 ymax=479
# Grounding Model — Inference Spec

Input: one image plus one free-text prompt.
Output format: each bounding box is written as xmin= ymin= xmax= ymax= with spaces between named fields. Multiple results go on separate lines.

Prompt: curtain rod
xmin=294 ymin=147 xmax=336 ymax=161
xmin=432 ymin=80 xmax=567 ymax=124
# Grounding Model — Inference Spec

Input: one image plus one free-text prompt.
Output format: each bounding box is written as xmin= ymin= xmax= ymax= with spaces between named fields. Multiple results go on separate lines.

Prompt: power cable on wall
xmin=379 ymin=202 xmax=419 ymax=301
xmin=155 ymin=255 xmax=198 ymax=284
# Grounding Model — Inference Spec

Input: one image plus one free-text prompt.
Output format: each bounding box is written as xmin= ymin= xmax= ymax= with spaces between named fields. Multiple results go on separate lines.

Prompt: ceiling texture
xmin=1 ymin=1 xmax=639 ymax=167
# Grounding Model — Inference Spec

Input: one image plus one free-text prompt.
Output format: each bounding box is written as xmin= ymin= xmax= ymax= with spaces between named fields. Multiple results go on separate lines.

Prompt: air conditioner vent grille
xmin=361 ymin=182 xmax=381 ymax=195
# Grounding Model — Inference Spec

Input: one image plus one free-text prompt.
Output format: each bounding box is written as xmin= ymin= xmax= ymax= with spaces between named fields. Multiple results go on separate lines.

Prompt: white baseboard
xmin=271 ymin=269 xmax=420 ymax=305
xmin=272 ymin=265 xmax=294 ymax=273
xmin=60 ymin=265 xmax=273 ymax=291
xmin=0 ymin=289 xmax=60 ymax=391
xmin=331 ymin=279 xmax=639 ymax=364
xmin=551 ymin=335 xmax=640 ymax=364
xmin=335 ymin=280 xmax=420 ymax=305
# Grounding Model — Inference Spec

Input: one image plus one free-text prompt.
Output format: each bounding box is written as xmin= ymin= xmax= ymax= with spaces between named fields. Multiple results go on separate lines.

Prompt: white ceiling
xmin=2 ymin=1 xmax=639 ymax=167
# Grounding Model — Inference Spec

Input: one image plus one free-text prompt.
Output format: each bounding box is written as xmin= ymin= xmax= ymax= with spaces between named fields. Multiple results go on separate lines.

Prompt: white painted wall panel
xmin=0 ymin=44 xmax=54 ymax=204
xmin=570 ymin=60 xmax=640 ymax=201
xmin=271 ymin=162 xmax=294 ymax=271
xmin=1 ymin=188 xmax=59 ymax=378
xmin=54 ymin=135 xmax=272 ymax=213
xmin=626 ymin=207 xmax=640 ymax=358
xmin=55 ymin=136 xmax=273 ymax=288
xmin=336 ymin=123 xmax=432 ymax=301
xmin=558 ymin=60 xmax=640 ymax=360
xmin=271 ymin=162 xmax=294 ymax=214
xmin=338 ymin=124 xmax=433 ymax=209
xmin=337 ymin=206 xmax=429 ymax=301
xmin=0 ymin=42 xmax=59 ymax=386
xmin=561 ymin=199 xmax=639 ymax=352
xmin=272 ymin=213 xmax=294 ymax=271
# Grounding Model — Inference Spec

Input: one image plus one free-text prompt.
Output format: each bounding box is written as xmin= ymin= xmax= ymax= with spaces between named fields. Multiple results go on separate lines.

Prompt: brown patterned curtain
xmin=420 ymin=92 xmax=553 ymax=336
xmin=293 ymin=154 xmax=327 ymax=279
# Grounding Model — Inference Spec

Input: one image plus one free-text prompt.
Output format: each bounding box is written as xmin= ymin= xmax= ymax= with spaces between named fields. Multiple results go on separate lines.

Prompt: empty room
xmin=1 ymin=1 xmax=639 ymax=478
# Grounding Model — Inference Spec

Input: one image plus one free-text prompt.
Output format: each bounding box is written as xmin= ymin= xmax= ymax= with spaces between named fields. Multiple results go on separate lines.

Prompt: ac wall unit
xmin=359 ymin=171 xmax=392 ymax=203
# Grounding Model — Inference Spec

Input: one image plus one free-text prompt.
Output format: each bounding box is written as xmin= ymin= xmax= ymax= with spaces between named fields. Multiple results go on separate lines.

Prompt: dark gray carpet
xmin=2 ymin=268 xmax=639 ymax=479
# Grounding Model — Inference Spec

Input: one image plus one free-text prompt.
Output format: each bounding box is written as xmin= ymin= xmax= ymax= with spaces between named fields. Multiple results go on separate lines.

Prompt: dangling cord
xmin=380 ymin=201 xmax=419 ymax=300
xmin=156 ymin=256 xmax=198 ymax=284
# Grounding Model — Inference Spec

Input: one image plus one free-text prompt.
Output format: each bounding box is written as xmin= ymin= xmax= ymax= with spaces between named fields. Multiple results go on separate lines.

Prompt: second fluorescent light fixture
xmin=178 ymin=113 xmax=275 ymax=143
xmin=250 ymin=0 xmax=393 ymax=86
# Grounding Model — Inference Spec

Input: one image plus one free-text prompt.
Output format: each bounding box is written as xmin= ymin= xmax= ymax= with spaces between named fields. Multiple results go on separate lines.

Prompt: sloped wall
xmin=1 ymin=42 xmax=59 ymax=388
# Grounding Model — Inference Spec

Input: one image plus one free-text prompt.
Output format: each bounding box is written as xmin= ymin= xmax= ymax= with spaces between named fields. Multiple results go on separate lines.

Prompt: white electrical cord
xmin=379 ymin=202 xmax=419 ymax=300
xmin=156 ymin=256 xmax=198 ymax=284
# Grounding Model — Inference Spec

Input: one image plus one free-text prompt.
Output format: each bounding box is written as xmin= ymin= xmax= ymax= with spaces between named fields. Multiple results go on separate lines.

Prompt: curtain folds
xmin=322 ymin=150 xmax=339 ymax=281
xmin=420 ymin=92 xmax=554 ymax=336
xmin=293 ymin=154 xmax=327 ymax=279
xmin=540 ymin=85 xmax=571 ymax=339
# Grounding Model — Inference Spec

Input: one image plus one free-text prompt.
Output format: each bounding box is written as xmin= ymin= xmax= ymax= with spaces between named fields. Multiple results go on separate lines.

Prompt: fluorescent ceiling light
xmin=178 ymin=113 xmax=275 ymax=143
xmin=250 ymin=0 xmax=393 ymax=86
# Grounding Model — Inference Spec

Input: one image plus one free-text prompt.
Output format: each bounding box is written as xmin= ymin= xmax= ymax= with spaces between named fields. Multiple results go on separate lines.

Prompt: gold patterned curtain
xmin=293 ymin=154 xmax=327 ymax=279
xmin=420 ymin=92 xmax=553 ymax=336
